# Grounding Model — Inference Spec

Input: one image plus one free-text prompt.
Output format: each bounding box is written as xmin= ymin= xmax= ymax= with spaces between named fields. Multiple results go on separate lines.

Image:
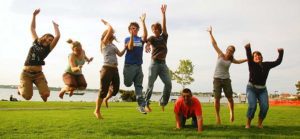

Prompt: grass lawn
xmin=0 ymin=101 xmax=299 ymax=138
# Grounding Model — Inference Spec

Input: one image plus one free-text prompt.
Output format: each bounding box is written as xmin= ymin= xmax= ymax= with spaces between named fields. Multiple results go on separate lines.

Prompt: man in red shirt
xmin=174 ymin=88 xmax=203 ymax=132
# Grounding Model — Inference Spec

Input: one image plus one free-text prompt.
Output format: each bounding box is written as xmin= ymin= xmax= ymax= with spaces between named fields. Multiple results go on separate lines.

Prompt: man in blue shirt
xmin=123 ymin=13 xmax=148 ymax=114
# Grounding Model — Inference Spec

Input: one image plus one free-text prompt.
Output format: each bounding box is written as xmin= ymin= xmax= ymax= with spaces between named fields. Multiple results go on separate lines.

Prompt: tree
xmin=170 ymin=59 xmax=194 ymax=89
xmin=296 ymin=81 xmax=300 ymax=94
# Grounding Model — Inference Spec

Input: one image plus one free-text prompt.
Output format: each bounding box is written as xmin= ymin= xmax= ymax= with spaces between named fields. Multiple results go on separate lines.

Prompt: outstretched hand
xmin=244 ymin=43 xmax=251 ymax=48
xmin=33 ymin=9 xmax=40 ymax=16
xmin=52 ymin=21 xmax=59 ymax=28
xmin=140 ymin=13 xmax=146 ymax=22
xmin=101 ymin=19 xmax=109 ymax=25
xmin=278 ymin=48 xmax=284 ymax=52
xmin=161 ymin=4 xmax=167 ymax=14
xmin=207 ymin=26 xmax=212 ymax=34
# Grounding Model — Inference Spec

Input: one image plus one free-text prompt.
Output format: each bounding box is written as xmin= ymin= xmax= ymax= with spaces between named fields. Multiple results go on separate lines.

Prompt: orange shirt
xmin=174 ymin=96 xmax=202 ymax=118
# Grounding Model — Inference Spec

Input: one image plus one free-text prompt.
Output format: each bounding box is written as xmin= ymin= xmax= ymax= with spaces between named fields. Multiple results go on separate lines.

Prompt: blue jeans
xmin=123 ymin=64 xmax=145 ymax=107
xmin=145 ymin=60 xmax=172 ymax=106
xmin=246 ymin=84 xmax=269 ymax=120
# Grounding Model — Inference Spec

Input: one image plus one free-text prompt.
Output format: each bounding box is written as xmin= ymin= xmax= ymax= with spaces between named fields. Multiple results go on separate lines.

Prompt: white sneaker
xmin=136 ymin=106 xmax=147 ymax=114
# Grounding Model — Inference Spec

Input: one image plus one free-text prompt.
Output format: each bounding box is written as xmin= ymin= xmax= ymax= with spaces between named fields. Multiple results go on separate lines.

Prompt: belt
xmin=23 ymin=70 xmax=42 ymax=74
xmin=248 ymin=82 xmax=266 ymax=89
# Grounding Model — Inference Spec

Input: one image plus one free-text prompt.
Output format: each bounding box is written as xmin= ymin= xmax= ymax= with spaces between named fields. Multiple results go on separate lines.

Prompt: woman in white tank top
xmin=207 ymin=26 xmax=247 ymax=125
xmin=94 ymin=19 xmax=126 ymax=119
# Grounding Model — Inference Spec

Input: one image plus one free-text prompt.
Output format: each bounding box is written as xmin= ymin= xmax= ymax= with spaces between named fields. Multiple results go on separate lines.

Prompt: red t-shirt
xmin=174 ymin=96 xmax=202 ymax=118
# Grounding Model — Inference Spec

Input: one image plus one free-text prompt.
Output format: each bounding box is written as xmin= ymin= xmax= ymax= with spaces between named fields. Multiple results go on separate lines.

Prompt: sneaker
xmin=136 ymin=106 xmax=147 ymax=114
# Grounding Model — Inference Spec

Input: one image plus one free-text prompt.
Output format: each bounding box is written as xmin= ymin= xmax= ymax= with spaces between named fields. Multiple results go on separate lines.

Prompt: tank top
xmin=102 ymin=43 xmax=118 ymax=66
xmin=213 ymin=57 xmax=232 ymax=79
xmin=65 ymin=53 xmax=85 ymax=75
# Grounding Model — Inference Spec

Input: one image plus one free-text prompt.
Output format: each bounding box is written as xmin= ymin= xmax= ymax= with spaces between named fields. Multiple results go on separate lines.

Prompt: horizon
xmin=0 ymin=0 xmax=299 ymax=93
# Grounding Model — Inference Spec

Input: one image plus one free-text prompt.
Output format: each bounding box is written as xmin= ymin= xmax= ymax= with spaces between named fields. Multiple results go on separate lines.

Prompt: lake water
xmin=0 ymin=88 xmax=243 ymax=103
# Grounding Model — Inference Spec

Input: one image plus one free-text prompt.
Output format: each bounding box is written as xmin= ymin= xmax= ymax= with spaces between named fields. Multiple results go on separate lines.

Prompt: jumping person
xmin=145 ymin=4 xmax=172 ymax=112
xmin=59 ymin=39 xmax=93 ymax=99
xmin=123 ymin=13 xmax=148 ymax=114
xmin=244 ymin=43 xmax=284 ymax=128
xmin=207 ymin=26 xmax=247 ymax=124
xmin=18 ymin=9 xmax=60 ymax=102
xmin=94 ymin=19 xmax=126 ymax=119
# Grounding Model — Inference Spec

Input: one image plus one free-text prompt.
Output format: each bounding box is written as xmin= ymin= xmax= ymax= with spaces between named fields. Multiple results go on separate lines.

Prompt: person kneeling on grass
xmin=59 ymin=39 xmax=93 ymax=99
xmin=174 ymin=88 xmax=203 ymax=133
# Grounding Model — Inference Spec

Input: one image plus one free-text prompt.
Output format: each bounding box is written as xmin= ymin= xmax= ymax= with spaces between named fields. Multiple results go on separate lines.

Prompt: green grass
xmin=0 ymin=101 xmax=299 ymax=139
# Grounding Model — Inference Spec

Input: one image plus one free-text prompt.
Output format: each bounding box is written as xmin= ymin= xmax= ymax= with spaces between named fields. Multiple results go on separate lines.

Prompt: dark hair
xmin=252 ymin=51 xmax=262 ymax=57
xmin=128 ymin=22 xmax=140 ymax=31
xmin=151 ymin=22 xmax=162 ymax=34
xmin=181 ymin=88 xmax=192 ymax=95
xmin=252 ymin=51 xmax=263 ymax=61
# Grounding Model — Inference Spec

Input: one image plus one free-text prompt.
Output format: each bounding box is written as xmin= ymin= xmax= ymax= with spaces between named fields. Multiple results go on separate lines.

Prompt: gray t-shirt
xmin=214 ymin=57 xmax=232 ymax=79
xmin=102 ymin=43 xmax=118 ymax=66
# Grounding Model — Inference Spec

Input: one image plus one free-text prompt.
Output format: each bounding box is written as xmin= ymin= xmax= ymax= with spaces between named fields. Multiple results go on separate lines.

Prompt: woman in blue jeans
xmin=244 ymin=43 xmax=284 ymax=128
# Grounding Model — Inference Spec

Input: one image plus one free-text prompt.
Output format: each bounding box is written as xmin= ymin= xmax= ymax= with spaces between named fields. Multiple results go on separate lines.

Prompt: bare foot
xmin=145 ymin=105 xmax=152 ymax=112
xmin=103 ymin=98 xmax=108 ymax=108
xmin=59 ymin=91 xmax=65 ymax=99
xmin=257 ymin=124 xmax=263 ymax=129
xmin=161 ymin=106 xmax=165 ymax=112
xmin=230 ymin=112 xmax=234 ymax=123
xmin=216 ymin=117 xmax=221 ymax=125
xmin=245 ymin=124 xmax=250 ymax=129
xmin=94 ymin=111 xmax=104 ymax=119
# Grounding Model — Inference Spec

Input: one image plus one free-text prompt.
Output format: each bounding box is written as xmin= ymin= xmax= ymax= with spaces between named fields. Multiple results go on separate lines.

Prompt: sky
xmin=0 ymin=0 xmax=299 ymax=94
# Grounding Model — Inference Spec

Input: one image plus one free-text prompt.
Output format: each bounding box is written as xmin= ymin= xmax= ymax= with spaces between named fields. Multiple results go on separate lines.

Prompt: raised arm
xmin=207 ymin=26 xmax=223 ymax=56
xmin=244 ymin=43 xmax=253 ymax=62
xmin=161 ymin=4 xmax=167 ymax=35
xmin=50 ymin=21 xmax=60 ymax=50
xmin=140 ymin=13 xmax=148 ymax=42
xmin=127 ymin=32 xmax=134 ymax=50
xmin=101 ymin=19 xmax=113 ymax=46
xmin=268 ymin=48 xmax=284 ymax=68
xmin=31 ymin=9 xmax=40 ymax=41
